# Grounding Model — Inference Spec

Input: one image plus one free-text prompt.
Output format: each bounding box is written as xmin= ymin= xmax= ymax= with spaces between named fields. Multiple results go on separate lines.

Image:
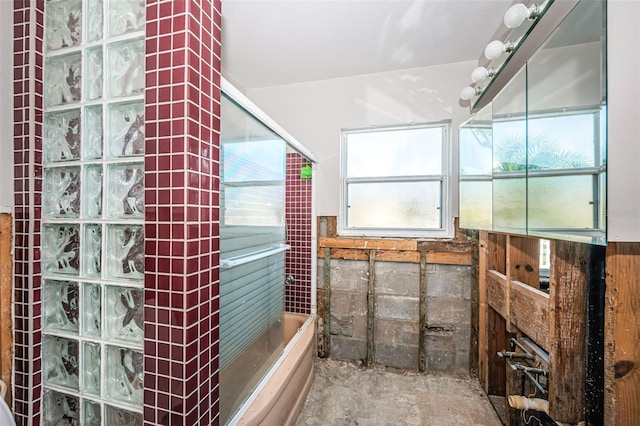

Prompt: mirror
xmin=458 ymin=0 xmax=607 ymax=245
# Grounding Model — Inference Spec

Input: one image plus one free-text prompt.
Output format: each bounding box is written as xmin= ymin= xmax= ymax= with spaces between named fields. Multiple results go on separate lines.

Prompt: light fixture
xmin=484 ymin=40 xmax=514 ymax=61
xmin=503 ymin=3 xmax=539 ymax=29
xmin=460 ymin=86 xmax=481 ymax=101
xmin=471 ymin=66 xmax=495 ymax=83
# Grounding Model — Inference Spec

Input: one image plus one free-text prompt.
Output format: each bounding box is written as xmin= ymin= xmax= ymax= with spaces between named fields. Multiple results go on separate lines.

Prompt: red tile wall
xmin=285 ymin=153 xmax=313 ymax=314
xmin=13 ymin=1 xmax=44 ymax=424
xmin=144 ymin=0 xmax=222 ymax=424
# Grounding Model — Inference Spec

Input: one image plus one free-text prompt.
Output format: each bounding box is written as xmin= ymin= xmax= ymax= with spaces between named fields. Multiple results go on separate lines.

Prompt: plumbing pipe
xmin=508 ymin=395 xmax=549 ymax=414
xmin=0 ymin=380 xmax=5 ymax=399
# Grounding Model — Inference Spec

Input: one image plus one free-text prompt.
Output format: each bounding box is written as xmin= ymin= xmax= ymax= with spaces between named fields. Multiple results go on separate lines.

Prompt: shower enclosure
xmin=40 ymin=0 xmax=145 ymax=423
xmin=218 ymin=93 xmax=289 ymax=424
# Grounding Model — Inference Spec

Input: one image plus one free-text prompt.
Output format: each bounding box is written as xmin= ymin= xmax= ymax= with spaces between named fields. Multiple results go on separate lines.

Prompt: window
xmin=340 ymin=122 xmax=451 ymax=237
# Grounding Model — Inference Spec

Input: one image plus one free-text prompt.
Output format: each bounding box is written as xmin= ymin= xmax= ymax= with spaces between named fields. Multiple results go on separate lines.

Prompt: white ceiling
xmin=221 ymin=0 xmax=514 ymax=90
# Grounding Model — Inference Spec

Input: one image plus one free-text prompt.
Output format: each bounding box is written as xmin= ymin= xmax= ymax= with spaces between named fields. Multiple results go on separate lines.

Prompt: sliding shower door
xmin=219 ymin=94 xmax=287 ymax=424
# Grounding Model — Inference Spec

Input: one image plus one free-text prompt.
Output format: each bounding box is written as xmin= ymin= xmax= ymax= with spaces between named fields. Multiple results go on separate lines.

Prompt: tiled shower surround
xmin=285 ymin=153 xmax=313 ymax=315
xmin=14 ymin=0 xmax=223 ymax=424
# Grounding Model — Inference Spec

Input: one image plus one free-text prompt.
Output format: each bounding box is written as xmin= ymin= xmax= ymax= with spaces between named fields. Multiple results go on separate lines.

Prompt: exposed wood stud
xmin=509 ymin=280 xmax=550 ymax=349
xmin=323 ymin=247 xmax=331 ymax=358
xmin=548 ymin=240 xmax=589 ymax=423
xmin=367 ymin=250 xmax=376 ymax=367
xmin=604 ymin=242 xmax=640 ymax=426
xmin=419 ymin=251 xmax=427 ymax=373
xmin=470 ymin=231 xmax=480 ymax=378
xmin=478 ymin=231 xmax=489 ymax=391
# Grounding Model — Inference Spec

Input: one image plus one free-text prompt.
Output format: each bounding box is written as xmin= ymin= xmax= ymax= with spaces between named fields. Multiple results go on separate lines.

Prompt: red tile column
xmin=144 ymin=0 xmax=221 ymax=424
xmin=285 ymin=153 xmax=313 ymax=314
xmin=13 ymin=1 xmax=45 ymax=424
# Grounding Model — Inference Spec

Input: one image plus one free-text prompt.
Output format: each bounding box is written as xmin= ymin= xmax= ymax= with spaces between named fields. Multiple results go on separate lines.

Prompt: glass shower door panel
xmin=42 ymin=0 xmax=145 ymax=422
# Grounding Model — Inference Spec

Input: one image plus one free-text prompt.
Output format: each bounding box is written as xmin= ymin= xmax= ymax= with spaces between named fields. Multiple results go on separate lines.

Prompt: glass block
xmin=43 ymin=280 xmax=79 ymax=333
xmin=105 ymin=286 xmax=143 ymax=344
xmin=44 ymin=0 xmax=82 ymax=51
xmin=84 ymin=106 xmax=104 ymax=160
xmin=43 ymin=389 xmax=79 ymax=425
xmin=82 ymin=283 xmax=101 ymax=337
xmin=44 ymin=109 xmax=81 ymax=162
xmin=43 ymin=335 xmax=79 ymax=390
xmin=43 ymin=166 xmax=81 ymax=218
xmin=82 ymin=225 xmax=102 ymax=278
xmin=105 ymin=345 xmax=143 ymax=405
xmin=45 ymin=53 xmax=82 ymax=107
xmin=108 ymin=102 xmax=145 ymax=158
xmin=105 ymin=405 xmax=143 ymax=426
xmin=108 ymin=0 xmax=145 ymax=37
xmin=86 ymin=0 xmax=103 ymax=42
xmin=107 ymin=39 xmax=145 ymax=98
xmin=107 ymin=163 xmax=144 ymax=219
xmin=106 ymin=225 xmax=144 ymax=281
xmin=43 ymin=225 xmax=80 ymax=276
xmin=84 ymin=165 xmax=103 ymax=218
xmin=85 ymin=47 xmax=103 ymax=101
xmin=83 ymin=342 xmax=101 ymax=396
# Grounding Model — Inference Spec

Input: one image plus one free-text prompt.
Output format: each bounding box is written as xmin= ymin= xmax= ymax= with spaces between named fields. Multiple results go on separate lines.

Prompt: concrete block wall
xmin=318 ymin=257 xmax=472 ymax=373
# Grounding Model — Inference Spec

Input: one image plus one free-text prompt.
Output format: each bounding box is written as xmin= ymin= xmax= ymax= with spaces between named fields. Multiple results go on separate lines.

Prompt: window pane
xmin=346 ymin=127 xmax=442 ymax=177
xmin=528 ymin=114 xmax=596 ymax=169
xmin=459 ymin=180 xmax=492 ymax=230
xmin=528 ymin=175 xmax=595 ymax=230
xmin=347 ymin=181 xmax=441 ymax=229
xmin=493 ymin=177 xmax=526 ymax=234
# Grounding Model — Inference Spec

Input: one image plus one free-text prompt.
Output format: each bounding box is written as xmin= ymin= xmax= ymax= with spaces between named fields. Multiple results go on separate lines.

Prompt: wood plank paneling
xmin=487 ymin=307 xmax=508 ymax=397
xmin=509 ymin=280 xmax=550 ymax=349
xmin=508 ymin=235 xmax=540 ymax=289
xmin=548 ymin=240 xmax=588 ymax=423
xmin=605 ymin=242 xmax=640 ymax=426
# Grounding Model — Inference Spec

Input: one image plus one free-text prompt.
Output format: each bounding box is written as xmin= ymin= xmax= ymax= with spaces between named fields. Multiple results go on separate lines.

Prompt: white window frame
xmin=339 ymin=121 xmax=453 ymax=238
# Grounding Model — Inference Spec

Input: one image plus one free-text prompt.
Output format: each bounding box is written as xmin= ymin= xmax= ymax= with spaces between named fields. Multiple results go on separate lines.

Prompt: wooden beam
xmin=0 ymin=214 xmax=11 ymax=406
xmin=487 ymin=270 xmax=507 ymax=319
xmin=509 ymin=280 xmax=550 ymax=350
xmin=548 ymin=240 xmax=588 ymax=423
xmin=319 ymin=237 xmax=417 ymax=251
xmin=425 ymin=251 xmax=472 ymax=265
xmin=604 ymin=242 xmax=640 ymax=426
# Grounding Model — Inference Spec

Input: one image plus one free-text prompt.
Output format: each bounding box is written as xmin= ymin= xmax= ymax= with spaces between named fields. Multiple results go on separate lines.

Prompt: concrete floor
xmin=295 ymin=359 xmax=502 ymax=426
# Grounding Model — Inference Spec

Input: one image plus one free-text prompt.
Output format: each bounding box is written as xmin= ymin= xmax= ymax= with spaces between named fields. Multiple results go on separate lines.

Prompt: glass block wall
xmin=41 ymin=0 xmax=145 ymax=423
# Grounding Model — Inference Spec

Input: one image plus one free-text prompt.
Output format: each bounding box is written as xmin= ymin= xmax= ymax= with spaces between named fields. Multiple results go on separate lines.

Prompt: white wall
xmin=0 ymin=0 xmax=13 ymax=213
xmin=247 ymin=61 xmax=474 ymax=218
xmin=607 ymin=0 xmax=640 ymax=241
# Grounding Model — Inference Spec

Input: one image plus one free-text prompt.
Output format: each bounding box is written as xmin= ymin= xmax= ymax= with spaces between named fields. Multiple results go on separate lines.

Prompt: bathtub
xmin=232 ymin=313 xmax=316 ymax=426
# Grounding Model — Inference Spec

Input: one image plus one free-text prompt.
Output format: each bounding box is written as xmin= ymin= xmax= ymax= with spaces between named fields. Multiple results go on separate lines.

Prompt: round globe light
xmin=471 ymin=67 xmax=489 ymax=83
xmin=484 ymin=40 xmax=506 ymax=60
xmin=504 ymin=3 xmax=529 ymax=28
xmin=460 ymin=86 xmax=476 ymax=101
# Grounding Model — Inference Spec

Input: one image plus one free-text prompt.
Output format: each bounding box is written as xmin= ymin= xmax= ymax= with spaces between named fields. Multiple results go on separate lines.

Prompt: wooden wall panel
xmin=508 ymin=236 xmax=540 ymax=289
xmin=605 ymin=242 xmax=640 ymax=426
